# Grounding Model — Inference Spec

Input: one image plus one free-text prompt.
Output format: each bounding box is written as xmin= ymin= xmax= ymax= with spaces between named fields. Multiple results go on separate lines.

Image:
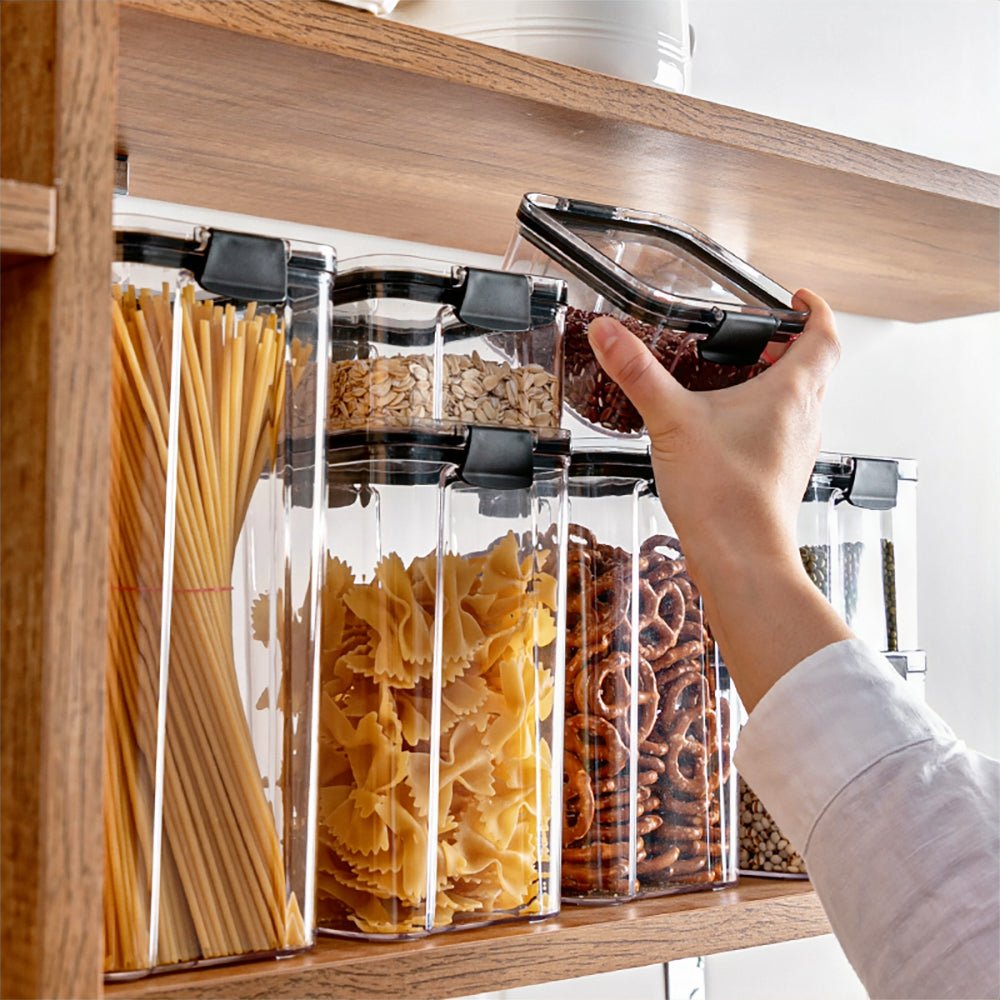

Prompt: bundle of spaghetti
xmin=104 ymin=282 xmax=304 ymax=972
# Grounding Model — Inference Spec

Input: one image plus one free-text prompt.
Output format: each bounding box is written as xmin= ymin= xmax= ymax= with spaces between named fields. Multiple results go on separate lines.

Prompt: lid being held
xmin=505 ymin=193 xmax=808 ymax=437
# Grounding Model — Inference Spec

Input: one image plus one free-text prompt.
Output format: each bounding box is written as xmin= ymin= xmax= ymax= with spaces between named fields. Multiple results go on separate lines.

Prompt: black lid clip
xmin=197 ymin=229 xmax=288 ymax=303
xmin=846 ymin=457 xmax=898 ymax=510
xmin=460 ymin=426 xmax=534 ymax=490
xmin=457 ymin=269 xmax=532 ymax=332
xmin=698 ymin=312 xmax=778 ymax=366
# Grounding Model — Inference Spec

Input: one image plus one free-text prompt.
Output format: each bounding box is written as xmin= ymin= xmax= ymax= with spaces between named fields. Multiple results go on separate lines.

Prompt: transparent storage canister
xmin=740 ymin=453 xmax=923 ymax=878
xmin=503 ymin=193 xmax=807 ymax=441
xmin=316 ymin=426 xmax=569 ymax=937
xmin=561 ymin=449 xmax=737 ymax=901
xmin=327 ymin=256 xmax=565 ymax=437
xmin=105 ymin=219 xmax=332 ymax=977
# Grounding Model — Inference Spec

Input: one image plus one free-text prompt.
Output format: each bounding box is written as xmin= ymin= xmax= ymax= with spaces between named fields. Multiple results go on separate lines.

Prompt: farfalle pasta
xmin=314 ymin=532 xmax=559 ymax=936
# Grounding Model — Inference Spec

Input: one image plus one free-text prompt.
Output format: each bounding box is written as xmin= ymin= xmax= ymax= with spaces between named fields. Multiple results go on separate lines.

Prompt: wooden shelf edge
xmin=106 ymin=881 xmax=829 ymax=1000
xmin=1 ymin=177 xmax=56 ymax=258
xmin=121 ymin=0 xmax=999 ymax=210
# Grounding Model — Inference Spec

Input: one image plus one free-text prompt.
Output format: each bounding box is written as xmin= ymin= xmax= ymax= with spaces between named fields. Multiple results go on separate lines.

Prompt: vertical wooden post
xmin=1 ymin=2 xmax=116 ymax=996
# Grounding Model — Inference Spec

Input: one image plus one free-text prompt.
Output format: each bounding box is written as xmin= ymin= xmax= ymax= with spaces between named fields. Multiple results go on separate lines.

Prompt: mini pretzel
xmin=659 ymin=789 xmax=713 ymax=817
xmin=591 ymin=564 xmax=630 ymax=631
xmin=654 ymin=822 xmax=707 ymax=841
xmin=635 ymin=658 xmax=660 ymax=744
xmin=640 ymin=534 xmax=682 ymax=560
xmin=670 ymin=855 xmax=708 ymax=875
xmin=639 ymin=754 xmax=666 ymax=773
xmin=562 ymin=839 xmax=634 ymax=862
xmin=562 ymin=752 xmax=595 ymax=844
xmin=651 ymin=641 xmax=704 ymax=673
xmin=565 ymin=628 xmax=612 ymax=686
xmin=564 ymin=714 xmax=628 ymax=778
xmin=562 ymin=861 xmax=631 ymax=894
xmin=636 ymin=577 xmax=659 ymax=628
xmin=574 ymin=652 xmax=631 ymax=720
xmin=637 ymin=845 xmax=680 ymax=875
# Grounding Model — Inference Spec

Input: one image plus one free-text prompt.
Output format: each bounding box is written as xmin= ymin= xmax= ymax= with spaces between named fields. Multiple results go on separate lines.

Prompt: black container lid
xmin=326 ymin=425 xmax=570 ymax=491
xmin=810 ymin=452 xmax=917 ymax=510
xmin=514 ymin=193 xmax=808 ymax=364
xmin=331 ymin=255 xmax=566 ymax=347
xmin=114 ymin=216 xmax=335 ymax=303
xmin=568 ymin=446 xmax=657 ymax=497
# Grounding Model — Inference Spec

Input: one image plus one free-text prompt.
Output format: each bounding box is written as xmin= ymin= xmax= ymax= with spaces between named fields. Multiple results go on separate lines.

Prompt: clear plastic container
xmin=740 ymin=453 xmax=922 ymax=879
xmin=316 ymin=425 xmax=569 ymax=937
xmin=328 ymin=256 xmax=565 ymax=437
xmin=503 ymin=193 xmax=807 ymax=440
xmin=105 ymin=218 xmax=332 ymax=977
xmin=560 ymin=449 xmax=737 ymax=901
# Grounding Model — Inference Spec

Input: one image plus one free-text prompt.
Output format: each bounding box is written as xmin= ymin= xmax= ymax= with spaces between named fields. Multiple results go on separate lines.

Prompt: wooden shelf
xmin=118 ymin=0 xmax=999 ymax=323
xmin=106 ymin=881 xmax=828 ymax=1000
xmin=0 ymin=178 xmax=56 ymax=261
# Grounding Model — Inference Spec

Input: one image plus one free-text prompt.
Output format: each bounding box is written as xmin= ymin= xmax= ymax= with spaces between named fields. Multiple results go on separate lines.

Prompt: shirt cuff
xmin=733 ymin=638 xmax=954 ymax=853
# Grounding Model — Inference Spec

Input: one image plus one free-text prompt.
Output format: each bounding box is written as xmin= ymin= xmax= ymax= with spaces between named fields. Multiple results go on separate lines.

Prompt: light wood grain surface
xmin=117 ymin=0 xmax=999 ymax=323
xmin=0 ymin=179 xmax=57 ymax=258
xmin=0 ymin=2 xmax=116 ymax=997
xmin=106 ymin=880 xmax=828 ymax=1000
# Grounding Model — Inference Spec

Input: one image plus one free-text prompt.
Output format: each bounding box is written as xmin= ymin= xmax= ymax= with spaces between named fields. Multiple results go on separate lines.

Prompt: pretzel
xmin=594 ymin=784 xmax=650 ymax=811
xmin=563 ymin=752 xmax=595 ymax=844
xmin=651 ymin=642 xmax=704 ymax=673
xmin=562 ymin=861 xmax=631 ymax=894
xmin=635 ymin=658 xmax=660 ymax=744
xmin=562 ymin=840 xmax=634 ymax=862
xmin=565 ymin=630 xmax=612 ymax=686
xmin=636 ymin=845 xmax=680 ymax=875
xmin=574 ymin=652 xmax=631 ymax=720
xmin=636 ymin=577 xmax=659 ymax=628
xmin=564 ymin=714 xmax=628 ymax=778
xmin=640 ymin=534 xmax=682 ymax=559
xmin=654 ymin=822 xmax=707 ymax=841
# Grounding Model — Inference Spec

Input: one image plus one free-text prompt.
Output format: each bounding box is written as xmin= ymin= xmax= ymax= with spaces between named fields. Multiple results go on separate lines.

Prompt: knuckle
xmin=613 ymin=347 xmax=656 ymax=390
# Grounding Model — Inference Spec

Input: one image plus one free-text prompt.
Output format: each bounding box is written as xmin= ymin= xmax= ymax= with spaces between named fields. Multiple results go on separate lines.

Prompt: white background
xmin=119 ymin=1 xmax=1000 ymax=997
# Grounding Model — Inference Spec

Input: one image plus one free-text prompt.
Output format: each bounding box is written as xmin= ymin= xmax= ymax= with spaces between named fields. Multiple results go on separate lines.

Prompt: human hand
xmin=587 ymin=288 xmax=839 ymax=583
xmin=587 ymin=289 xmax=851 ymax=707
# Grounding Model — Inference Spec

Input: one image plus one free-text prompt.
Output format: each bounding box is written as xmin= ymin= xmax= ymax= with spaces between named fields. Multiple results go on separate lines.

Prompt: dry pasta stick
xmin=104 ymin=284 xmax=300 ymax=971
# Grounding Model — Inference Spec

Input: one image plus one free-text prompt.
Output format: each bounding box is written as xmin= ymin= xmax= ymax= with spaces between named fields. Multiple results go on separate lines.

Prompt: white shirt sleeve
xmin=734 ymin=638 xmax=1000 ymax=1000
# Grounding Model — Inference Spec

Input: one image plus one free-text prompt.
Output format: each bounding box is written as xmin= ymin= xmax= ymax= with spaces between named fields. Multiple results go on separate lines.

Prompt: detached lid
xmin=808 ymin=452 xmax=918 ymax=509
xmin=114 ymin=215 xmax=335 ymax=301
xmin=515 ymin=193 xmax=807 ymax=364
xmin=332 ymin=254 xmax=566 ymax=345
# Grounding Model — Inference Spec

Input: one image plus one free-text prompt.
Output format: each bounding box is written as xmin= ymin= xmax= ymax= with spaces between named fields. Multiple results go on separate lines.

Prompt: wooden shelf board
xmin=118 ymin=0 xmax=999 ymax=324
xmin=0 ymin=178 xmax=56 ymax=259
xmin=105 ymin=880 xmax=828 ymax=1000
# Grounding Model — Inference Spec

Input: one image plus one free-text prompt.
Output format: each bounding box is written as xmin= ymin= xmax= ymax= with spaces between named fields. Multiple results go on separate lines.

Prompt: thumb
xmin=587 ymin=316 xmax=688 ymax=436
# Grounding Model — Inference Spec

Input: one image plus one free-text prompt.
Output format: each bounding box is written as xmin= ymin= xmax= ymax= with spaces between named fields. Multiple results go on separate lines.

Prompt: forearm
xmin=736 ymin=640 xmax=1000 ymax=1000
xmin=690 ymin=547 xmax=853 ymax=711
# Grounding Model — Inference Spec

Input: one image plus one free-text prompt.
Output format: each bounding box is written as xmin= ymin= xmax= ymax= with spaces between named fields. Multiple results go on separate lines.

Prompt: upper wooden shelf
xmin=0 ymin=177 xmax=56 ymax=262
xmin=106 ymin=880 xmax=828 ymax=1000
xmin=117 ymin=0 xmax=999 ymax=324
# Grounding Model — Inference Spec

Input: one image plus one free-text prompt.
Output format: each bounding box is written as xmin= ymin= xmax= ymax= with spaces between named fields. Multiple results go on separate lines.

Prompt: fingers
xmin=778 ymin=288 xmax=841 ymax=385
xmin=587 ymin=316 xmax=688 ymax=436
